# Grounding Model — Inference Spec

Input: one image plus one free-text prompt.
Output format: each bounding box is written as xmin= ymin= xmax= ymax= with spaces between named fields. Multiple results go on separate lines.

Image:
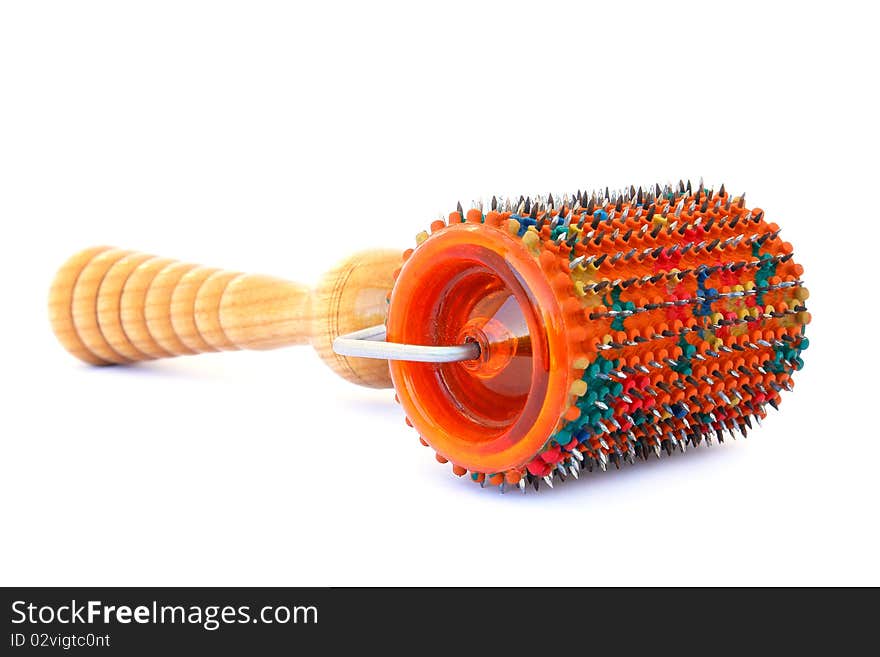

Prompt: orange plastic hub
xmin=386 ymin=222 xmax=572 ymax=474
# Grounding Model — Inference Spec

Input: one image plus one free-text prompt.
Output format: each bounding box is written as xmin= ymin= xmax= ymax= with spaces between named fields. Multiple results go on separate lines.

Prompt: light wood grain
xmin=171 ymin=266 xmax=220 ymax=353
xmin=119 ymin=257 xmax=176 ymax=359
xmin=311 ymin=249 xmax=400 ymax=388
xmin=97 ymin=251 xmax=156 ymax=361
xmin=193 ymin=270 xmax=241 ymax=350
xmin=72 ymin=248 xmax=134 ymax=364
xmin=50 ymin=246 xmax=402 ymax=388
xmin=144 ymin=261 xmax=199 ymax=356
xmin=218 ymin=274 xmax=311 ymax=350
xmin=48 ymin=246 xmax=115 ymax=366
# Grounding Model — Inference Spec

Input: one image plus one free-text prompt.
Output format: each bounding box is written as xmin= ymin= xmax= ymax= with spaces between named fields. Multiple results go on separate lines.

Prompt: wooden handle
xmin=49 ymin=246 xmax=402 ymax=388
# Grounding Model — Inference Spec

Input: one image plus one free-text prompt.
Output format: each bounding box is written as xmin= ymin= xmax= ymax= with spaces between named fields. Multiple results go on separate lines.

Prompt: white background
xmin=1 ymin=1 xmax=877 ymax=586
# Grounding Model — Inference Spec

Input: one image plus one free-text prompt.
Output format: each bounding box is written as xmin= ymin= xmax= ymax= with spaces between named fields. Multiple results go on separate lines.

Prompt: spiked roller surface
xmin=390 ymin=181 xmax=810 ymax=493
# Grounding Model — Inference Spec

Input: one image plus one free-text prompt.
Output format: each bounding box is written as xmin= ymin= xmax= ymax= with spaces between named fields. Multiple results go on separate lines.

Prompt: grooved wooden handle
xmin=49 ymin=246 xmax=401 ymax=388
